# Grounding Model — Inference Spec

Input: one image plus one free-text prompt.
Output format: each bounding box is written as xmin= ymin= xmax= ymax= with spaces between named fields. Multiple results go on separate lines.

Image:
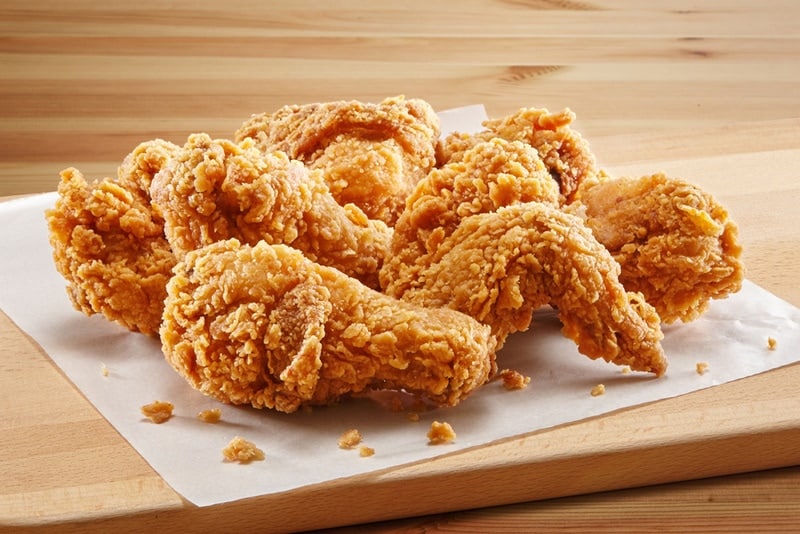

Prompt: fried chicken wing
xmin=566 ymin=173 xmax=744 ymax=323
xmin=46 ymin=168 xmax=176 ymax=335
xmin=437 ymin=107 xmax=597 ymax=203
xmin=150 ymin=133 xmax=392 ymax=288
xmin=384 ymin=204 xmax=666 ymax=375
xmin=235 ymin=95 xmax=440 ymax=225
xmin=160 ymin=239 xmax=497 ymax=413
xmin=381 ymin=138 xmax=559 ymax=296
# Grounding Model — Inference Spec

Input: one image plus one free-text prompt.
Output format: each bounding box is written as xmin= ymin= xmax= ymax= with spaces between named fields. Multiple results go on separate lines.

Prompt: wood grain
xmin=2 ymin=0 xmax=800 ymax=195
xmin=1 ymin=1 xmax=799 ymax=532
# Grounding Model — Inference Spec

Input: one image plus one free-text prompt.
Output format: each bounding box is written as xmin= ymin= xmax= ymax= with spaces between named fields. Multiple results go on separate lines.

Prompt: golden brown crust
xmin=46 ymin=140 xmax=180 ymax=335
xmin=150 ymin=133 xmax=392 ymax=289
xmin=235 ymin=95 xmax=440 ymax=225
xmin=385 ymin=204 xmax=666 ymax=375
xmin=160 ymin=239 xmax=497 ymax=413
xmin=381 ymin=138 xmax=559 ymax=295
xmin=567 ymin=173 xmax=745 ymax=323
xmin=45 ymin=168 xmax=176 ymax=335
xmin=437 ymin=107 xmax=597 ymax=204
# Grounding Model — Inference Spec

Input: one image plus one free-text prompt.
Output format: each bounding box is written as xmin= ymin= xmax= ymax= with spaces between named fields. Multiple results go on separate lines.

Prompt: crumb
xmin=101 ymin=363 xmax=109 ymax=377
xmin=222 ymin=436 xmax=265 ymax=463
xmin=141 ymin=400 xmax=174 ymax=423
xmin=406 ymin=412 xmax=420 ymax=422
xmin=427 ymin=421 xmax=456 ymax=445
xmin=498 ymin=368 xmax=531 ymax=390
xmin=198 ymin=408 xmax=222 ymax=423
xmin=590 ymin=384 xmax=606 ymax=397
xmin=767 ymin=337 xmax=777 ymax=351
xmin=620 ymin=365 xmax=632 ymax=374
xmin=338 ymin=428 xmax=363 ymax=449
xmin=359 ymin=445 xmax=375 ymax=457
xmin=696 ymin=361 xmax=709 ymax=375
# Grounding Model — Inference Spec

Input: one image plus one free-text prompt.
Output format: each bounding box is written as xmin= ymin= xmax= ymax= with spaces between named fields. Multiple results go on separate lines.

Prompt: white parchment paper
xmin=1 ymin=107 xmax=799 ymax=507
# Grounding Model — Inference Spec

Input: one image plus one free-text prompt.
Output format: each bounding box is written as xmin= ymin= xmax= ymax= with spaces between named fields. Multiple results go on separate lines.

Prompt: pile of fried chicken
xmin=46 ymin=96 xmax=744 ymax=413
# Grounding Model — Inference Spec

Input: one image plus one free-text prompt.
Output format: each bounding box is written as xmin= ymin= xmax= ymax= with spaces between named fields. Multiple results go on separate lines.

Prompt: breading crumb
xmin=101 ymin=363 xmax=109 ymax=377
xmin=141 ymin=400 xmax=174 ymax=423
xmin=359 ymin=445 xmax=375 ymax=457
xmin=620 ymin=365 xmax=632 ymax=375
xmin=427 ymin=421 xmax=456 ymax=445
xmin=767 ymin=337 xmax=777 ymax=351
xmin=498 ymin=368 xmax=531 ymax=390
xmin=338 ymin=428 xmax=362 ymax=449
xmin=198 ymin=408 xmax=222 ymax=423
xmin=222 ymin=436 xmax=265 ymax=463
xmin=696 ymin=361 xmax=709 ymax=375
xmin=590 ymin=384 xmax=606 ymax=397
xmin=407 ymin=412 xmax=421 ymax=422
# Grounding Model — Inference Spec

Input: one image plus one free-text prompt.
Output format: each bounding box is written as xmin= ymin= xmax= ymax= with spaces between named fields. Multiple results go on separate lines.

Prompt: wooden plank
xmin=1 ymin=117 xmax=799 ymax=532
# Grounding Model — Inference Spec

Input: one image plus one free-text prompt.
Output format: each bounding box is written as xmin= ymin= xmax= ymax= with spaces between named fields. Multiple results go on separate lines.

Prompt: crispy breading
xmin=160 ymin=239 xmax=497 ymax=413
xmin=45 ymin=168 xmax=176 ymax=335
xmin=384 ymin=203 xmax=666 ymax=375
xmin=567 ymin=173 xmax=744 ymax=323
xmin=46 ymin=139 xmax=179 ymax=335
xmin=437 ymin=107 xmax=597 ymax=203
xmin=381 ymin=138 xmax=559 ymax=296
xmin=149 ymin=133 xmax=392 ymax=289
xmin=235 ymin=95 xmax=440 ymax=225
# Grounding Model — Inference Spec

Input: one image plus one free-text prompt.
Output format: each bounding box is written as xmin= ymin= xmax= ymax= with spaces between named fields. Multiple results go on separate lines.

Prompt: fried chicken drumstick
xmin=566 ymin=173 xmax=744 ymax=323
xmin=160 ymin=239 xmax=497 ymax=413
xmin=150 ymin=133 xmax=392 ymax=289
xmin=235 ymin=95 xmax=440 ymax=225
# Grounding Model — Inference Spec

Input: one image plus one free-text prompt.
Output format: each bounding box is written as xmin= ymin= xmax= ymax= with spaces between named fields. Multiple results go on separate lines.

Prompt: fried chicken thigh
xmin=235 ymin=95 xmax=440 ymax=225
xmin=567 ymin=173 xmax=744 ymax=323
xmin=437 ymin=107 xmax=597 ymax=203
xmin=160 ymin=239 xmax=497 ymax=413
xmin=150 ymin=133 xmax=392 ymax=289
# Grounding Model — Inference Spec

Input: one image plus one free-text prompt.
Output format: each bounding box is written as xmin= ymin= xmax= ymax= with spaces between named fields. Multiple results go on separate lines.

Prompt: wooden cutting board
xmin=1 ymin=118 xmax=798 ymax=533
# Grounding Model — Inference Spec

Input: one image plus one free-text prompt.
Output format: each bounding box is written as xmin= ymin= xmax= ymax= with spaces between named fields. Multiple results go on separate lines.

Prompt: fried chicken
xmin=437 ymin=107 xmax=597 ymax=204
xmin=46 ymin=168 xmax=176 ymax=335
xmin=566 ymin=173 xmax=744 ymax=323
xmin=160 ymin=239 xmax=497 ymax=413
xmin=383 ymin=203 xmax=666 ymax=375
xmin=235 ymin=95 xmax=440 ymax=225
xmin=149 ymin=133 xmax=392 ymax=289
xmin=381 ymin=137 xmax=559 ymax=297
xmin=117 ymin=138 xmax=181 ymax=208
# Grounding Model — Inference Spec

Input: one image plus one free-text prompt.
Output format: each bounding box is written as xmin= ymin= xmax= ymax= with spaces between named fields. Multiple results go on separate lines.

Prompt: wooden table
xmin=1 ymin=1 xmax=799 ymax=532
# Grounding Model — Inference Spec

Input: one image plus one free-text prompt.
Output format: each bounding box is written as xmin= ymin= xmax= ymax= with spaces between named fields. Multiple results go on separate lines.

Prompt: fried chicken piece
xmin=235 ymin=95 xmax=440 ymax=225
xmin=150 ymin=133 xmax=392 ymax=289
xmin=383 ymin=204 xmax=667 ymax=375
xmin=437 ymin=107 xmax=597 ymax=204
xmin=160 ymin=239 xmax=497 ymax=413
xmin=46 ymin=168 xmax=176 ymax=335
xmin=566 ymin=173 xmax=744 ymax=323
xmin=117 ymin=138 xmax=181 ymax=208
xmin=381 ymin=138 xmax=559 ymax=296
